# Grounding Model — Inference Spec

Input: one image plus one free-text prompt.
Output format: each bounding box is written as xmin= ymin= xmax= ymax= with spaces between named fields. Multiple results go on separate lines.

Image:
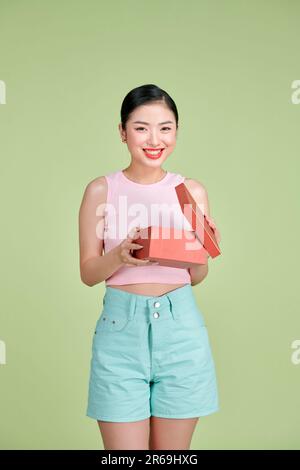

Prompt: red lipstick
xmin=143 ymin=148 xmax=165 ymax=159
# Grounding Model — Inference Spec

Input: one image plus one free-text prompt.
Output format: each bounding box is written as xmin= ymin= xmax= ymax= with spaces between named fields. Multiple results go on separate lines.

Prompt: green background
xmin=0 ymin=0 xmax=299 ymax=450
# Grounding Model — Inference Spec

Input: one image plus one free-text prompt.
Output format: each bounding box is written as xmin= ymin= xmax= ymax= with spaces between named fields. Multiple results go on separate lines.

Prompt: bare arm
xmin=78 ymin=177 xmax=151 ymax=287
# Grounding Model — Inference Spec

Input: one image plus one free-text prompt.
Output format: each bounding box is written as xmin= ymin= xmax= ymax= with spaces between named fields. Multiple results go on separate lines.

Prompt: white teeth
xmin=144 ymin=149 xmax=162 ymax=155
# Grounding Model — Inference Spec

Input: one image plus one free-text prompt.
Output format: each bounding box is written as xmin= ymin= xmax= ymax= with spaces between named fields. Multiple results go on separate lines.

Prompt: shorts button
xmin=153 ymin=312 xmax=160 ymax=319
xmin=154 ymin=301 xmax=160 ymax=308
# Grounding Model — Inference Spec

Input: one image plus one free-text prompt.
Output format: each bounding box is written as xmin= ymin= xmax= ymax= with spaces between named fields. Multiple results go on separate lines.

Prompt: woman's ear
xmin=118 ymin=122 xmax=126 ymax=142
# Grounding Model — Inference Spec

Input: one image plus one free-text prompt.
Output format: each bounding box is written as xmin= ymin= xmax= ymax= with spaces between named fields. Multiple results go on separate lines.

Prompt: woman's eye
xmin=135 ymin=127 xmax=171 ymax=131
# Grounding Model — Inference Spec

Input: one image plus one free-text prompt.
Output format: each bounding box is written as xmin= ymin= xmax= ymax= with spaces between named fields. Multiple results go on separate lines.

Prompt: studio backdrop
xmin=0 ymin=0 xmax=299 ymax=450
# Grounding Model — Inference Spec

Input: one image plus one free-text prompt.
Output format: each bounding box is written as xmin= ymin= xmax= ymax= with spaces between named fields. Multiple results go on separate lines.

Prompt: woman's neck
xmin=123 ymin=166 xmax=167 ymax=185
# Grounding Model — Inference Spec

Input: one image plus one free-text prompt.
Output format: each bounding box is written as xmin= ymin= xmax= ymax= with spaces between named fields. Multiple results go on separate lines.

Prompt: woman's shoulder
xmin=83 ymin=169 xmax=122 ymax=202
xmin=85 ymin=175 xmax=107 ymax=191
xmin=183 ymin=176 xmax=207 ymax=193
xmin=81 ymin=176 xmax=108 ymax=207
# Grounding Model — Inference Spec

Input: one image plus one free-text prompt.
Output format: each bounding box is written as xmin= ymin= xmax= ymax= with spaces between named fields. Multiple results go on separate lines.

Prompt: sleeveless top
xmin=102 ymin=169 xmax=194 ymax=286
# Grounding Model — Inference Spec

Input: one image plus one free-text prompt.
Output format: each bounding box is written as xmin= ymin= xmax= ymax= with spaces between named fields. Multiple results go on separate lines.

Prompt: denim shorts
xmin=86 ymin=284 xmax=219 ymax=422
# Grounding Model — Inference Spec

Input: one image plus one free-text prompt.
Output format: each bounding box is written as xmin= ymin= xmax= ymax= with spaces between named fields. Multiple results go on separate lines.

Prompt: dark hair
xmin=120 ymin=84 xmax=179 ymax=131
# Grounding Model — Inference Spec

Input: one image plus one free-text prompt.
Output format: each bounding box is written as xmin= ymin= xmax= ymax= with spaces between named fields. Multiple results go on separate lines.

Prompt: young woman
xmin=79 ymin=84 xmax=221 ymax=450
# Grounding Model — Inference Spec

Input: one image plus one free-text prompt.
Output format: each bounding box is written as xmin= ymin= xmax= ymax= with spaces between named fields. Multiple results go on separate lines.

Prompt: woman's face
xmin=119 ymin=102 xmax=178 ymax=168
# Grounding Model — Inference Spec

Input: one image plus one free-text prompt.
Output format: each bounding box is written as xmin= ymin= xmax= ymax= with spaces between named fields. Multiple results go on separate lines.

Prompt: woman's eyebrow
xmin=133 ymin=120 xmax=174 ymax=125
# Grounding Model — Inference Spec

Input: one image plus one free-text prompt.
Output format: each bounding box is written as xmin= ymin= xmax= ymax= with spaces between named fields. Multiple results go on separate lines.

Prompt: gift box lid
xmin=174 ymin=182 xmax=221 ymax=258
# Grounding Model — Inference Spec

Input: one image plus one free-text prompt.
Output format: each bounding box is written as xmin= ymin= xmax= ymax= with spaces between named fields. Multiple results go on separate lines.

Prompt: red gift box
xmin=175 ymin=183 xmax=221 ymax=259
xmin=132 ymin=225 xmax=208 ymax=267
xmin=132 ymin=181 xmax=221 ymax=267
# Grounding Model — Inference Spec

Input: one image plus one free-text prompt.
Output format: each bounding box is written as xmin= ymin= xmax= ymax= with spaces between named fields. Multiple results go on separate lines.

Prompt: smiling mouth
xmin=143 ymin=148 xmax=165 ymax=159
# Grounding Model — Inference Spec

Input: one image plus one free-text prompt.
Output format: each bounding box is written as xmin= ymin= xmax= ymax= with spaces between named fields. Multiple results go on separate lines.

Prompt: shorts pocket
xmin=172 ymin=299 xmax=206 ymax=328
xmin=95 ymin=305 xmax=131 ymax=333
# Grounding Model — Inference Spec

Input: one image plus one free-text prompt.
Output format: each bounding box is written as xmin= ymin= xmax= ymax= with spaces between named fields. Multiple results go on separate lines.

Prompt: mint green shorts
xmin=86 ymin=284 xmax=219 ymax=422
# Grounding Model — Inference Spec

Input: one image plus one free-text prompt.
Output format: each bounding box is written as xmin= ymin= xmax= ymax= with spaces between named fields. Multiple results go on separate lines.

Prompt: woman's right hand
xmin=116 ymin=227 xmax=158 ymax=267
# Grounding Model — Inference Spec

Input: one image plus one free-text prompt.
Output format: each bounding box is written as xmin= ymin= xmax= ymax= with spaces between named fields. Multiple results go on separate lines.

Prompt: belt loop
xmin=128 ymin=295 xmax=137 ymax=320
xmin=167 ymin=294 xmax=179 ymax=320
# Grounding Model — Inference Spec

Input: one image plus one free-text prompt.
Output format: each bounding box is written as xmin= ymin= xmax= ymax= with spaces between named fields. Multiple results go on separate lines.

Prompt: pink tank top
xmin=102 ymin=169 xmax=194 ymax=286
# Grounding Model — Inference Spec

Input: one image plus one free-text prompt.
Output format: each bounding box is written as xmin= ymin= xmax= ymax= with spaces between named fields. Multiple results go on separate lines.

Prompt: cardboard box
xmin=132 ymin=225 xmax=208 ymax=267
xmin=175 ymin=183 xmax=221 ymax=259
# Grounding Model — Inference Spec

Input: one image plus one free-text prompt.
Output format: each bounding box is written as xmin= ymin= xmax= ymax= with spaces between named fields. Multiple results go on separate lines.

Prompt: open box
xmin=132 ymin=181 xmax=221 ymax=267
xmin=132 ymin=225 xmax=208 ymax=268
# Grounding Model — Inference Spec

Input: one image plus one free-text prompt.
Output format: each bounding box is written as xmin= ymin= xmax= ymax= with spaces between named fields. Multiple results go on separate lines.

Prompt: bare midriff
xmin=108 ymin=283 xmax=189 ymax=297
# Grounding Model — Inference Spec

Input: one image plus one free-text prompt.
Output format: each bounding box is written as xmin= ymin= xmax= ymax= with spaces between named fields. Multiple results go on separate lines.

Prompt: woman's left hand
xmin=205 ymin=215 xmax=221 ymax=245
